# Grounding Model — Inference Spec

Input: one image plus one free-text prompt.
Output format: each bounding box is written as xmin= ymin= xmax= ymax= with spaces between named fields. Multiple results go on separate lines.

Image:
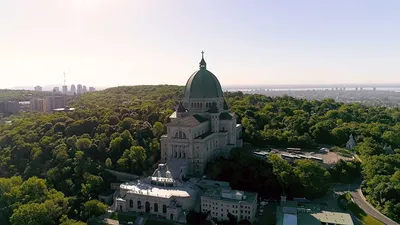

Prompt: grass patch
xmin=109 ymin=212 xmax=118 ymax=220
xmin=117 ymin=212 xmax=137 ymax=224
xmin=347 ymin=202 xmax=384 ymax=225
xmin=339 ymin=193 xmax=384 ymax=225
xmin=330 ymin=147 xmax=353 ymax=158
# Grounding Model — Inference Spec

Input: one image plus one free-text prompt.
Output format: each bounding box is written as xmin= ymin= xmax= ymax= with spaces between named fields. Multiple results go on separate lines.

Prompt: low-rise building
xmin=201 ymin=188 xmax=258 ymax=223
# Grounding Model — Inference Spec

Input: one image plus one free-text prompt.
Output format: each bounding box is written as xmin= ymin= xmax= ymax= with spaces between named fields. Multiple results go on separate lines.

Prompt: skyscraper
xmin=62 ymin=85 xmax=68 ymax=95
xmin=45 ymin=96 xmax=65 ymax=111
xmin=77 ymin=84 xmax=83 ymax=95
xmin=89 ymin=87 xmax=96 ymax=92
xmin=53 ymin=87 xmax=60 ymax=93
xmin=83 ymin=85 xmax=87 ymax=93
xmin=70 ymin=85 xmax=76 ymax=95
xmin=30 ymin=98 xmax=45 ymax=112
xmin=34 ymin=86 xmax=43 ymax=92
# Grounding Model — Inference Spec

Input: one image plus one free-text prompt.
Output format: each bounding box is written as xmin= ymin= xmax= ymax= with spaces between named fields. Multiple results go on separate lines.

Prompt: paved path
xmin=350 ymin=188 xmax=399 ymax=225
xmin=332 ymin=182 xmax=399 ymax=225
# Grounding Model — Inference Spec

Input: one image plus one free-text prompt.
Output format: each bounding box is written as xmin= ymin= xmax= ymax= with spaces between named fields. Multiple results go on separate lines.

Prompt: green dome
xmin=184 ymin=69 xmax=223 ymax=98
xmin=184 ymin=52 xmax=223 ymax=99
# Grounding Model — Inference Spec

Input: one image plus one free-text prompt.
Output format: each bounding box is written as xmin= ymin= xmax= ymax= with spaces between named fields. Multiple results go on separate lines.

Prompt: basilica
xmin=115 ymin=53 xmax=256 ymax=223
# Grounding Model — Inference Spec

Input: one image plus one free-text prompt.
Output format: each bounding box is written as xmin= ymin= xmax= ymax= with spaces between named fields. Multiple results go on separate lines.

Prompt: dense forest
xmin=0 ymin=89 xmax=57 ymax=101
xmin=0 ymin=85 xmax=399 ymax=224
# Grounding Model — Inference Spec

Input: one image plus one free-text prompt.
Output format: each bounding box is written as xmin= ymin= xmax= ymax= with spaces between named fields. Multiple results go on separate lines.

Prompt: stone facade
xmin=114 ymin=53 xmax=245 ymax=222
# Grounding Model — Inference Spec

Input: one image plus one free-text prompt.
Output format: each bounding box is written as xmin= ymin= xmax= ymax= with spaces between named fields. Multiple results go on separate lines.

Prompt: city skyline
xmin=1 ymin=0 xmax=400 ymax=89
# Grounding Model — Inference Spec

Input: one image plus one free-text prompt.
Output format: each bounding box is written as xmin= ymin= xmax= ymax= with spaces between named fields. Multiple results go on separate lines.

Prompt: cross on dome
xmin=199 ymin=50 xmax=207 ymax=69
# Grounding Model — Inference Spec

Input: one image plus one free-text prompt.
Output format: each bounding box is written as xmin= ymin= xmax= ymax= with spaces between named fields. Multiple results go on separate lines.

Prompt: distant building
xmin=77 ymin=84 xmax=83 ymax=95
xmin=34 ymin=85 xmax=43 ymax=92
xmin=89 ymin=86 xmax=96 ymax=92
xmin=70 ymin=84 xmax=76 ymax=95
xmin=53 ymin=87 xmax=60 ymax=93
xmin=83 ymin=85 xmax=87 ymax=93
xmin=52 ymin=107 xmax=75 ymax=113
xmin=62 ymin=85 xmax=68 ymax=95
xmin=0 ymin=101 xmax=20 ymax=114
xmin=45 ymin=96 xmax=65 ymax=111
xmin=200 ymin=188 xmax=258 ymax=223
xmin=346 ymin=134 xmax=356 ymax=150
xmin=30 ymin=98 xmax=45 ymax=112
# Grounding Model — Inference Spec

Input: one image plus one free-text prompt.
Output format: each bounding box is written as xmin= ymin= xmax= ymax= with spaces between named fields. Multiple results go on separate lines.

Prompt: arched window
xmin=191 ymin=102 xmax=193 ymax=108
xmin=183 ymin=152 xmax=186 ymax=158
xmin=145 ymin=202 xmax=150 ymax=213
xmin=137 ymin=201 xmax=141 ymax=209
xmin=129 ymin=199 xmax=133 ymax=208
xmin=163 ymin=204 xmax=167 ymax=213
xmin=174 ymin=131 xmax=187 ymax=139
xmin=200 ymin=103 xmax=202 ymax=108
xmin=179 ymin=152 xmax=181 ymax=158
xmin=154 ymin=203 xmax=158 ymax=212
xmin=174 ymin=151 xmax=177 ymax=158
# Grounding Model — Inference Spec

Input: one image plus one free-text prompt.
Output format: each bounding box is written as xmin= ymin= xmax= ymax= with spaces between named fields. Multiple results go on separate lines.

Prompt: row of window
xmin=129 ymin=200 xmax=167 ymax=214
xmin=207 ymin=212 xmax=251 ymax=221
xmin=203 ymin=205 xmax=252 ymax=215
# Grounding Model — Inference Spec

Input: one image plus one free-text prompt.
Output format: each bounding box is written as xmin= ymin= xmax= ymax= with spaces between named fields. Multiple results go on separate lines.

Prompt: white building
xmin=201 ymin=187 xmax=258 ymax=223
xmin=114 ymin=53 xmax=247 ymax=223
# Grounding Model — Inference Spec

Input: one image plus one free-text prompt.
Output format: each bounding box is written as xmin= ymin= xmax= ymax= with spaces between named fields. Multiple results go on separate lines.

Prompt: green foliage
xmin=293 ymin=160 xmax=331 ymax=198
xmin=339 ymin=193 xmax=384 ymax=225
xmin=329 ymin=160 xmax=361 ymax=183
xmin=81 ymin=200 xmax=107 ymax=221
xmin=0 ymin=89 xmax=57 ymax=101
xmin=2 ymin=85 xmax=400 ymax=223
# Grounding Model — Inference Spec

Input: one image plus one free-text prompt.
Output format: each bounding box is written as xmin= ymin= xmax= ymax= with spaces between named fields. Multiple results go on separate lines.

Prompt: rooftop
xmin=120 ymin=180 xmax=196 ymax=199
xmin=277 ymin=201 xmax=354 ymax=225
xmin=298 ymin=210 xmax=354 ymax=225
xmin=202 ymin=187 xmax=257 ymax=204
xmin=195 ymin=131 xmax=214 ymax=140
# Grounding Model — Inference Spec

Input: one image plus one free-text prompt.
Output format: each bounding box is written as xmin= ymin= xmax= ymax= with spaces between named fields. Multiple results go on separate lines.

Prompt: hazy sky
xmin=1 ymin=0 xmax=400 ymax=89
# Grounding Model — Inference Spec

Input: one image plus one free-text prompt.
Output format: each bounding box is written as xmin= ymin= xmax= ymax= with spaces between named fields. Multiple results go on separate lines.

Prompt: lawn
xmin=340 ymin=193 xmax=384 ymax=225
xmin=347 ymin=202 xmax=384 ymax=225
xmin=117 ymin=212 xmax=137 ymax=224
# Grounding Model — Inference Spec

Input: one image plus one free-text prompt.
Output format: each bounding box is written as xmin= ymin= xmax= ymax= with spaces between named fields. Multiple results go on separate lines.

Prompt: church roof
xmin=177 ymin=102 xmax=187 ymax=112
xmin=184 ymin=52 xmax=223 ymax=99
xmin=193 ymin=114 xmax=208 ymax=123
xmin=223 ymin=100 xmax=229 ymax=110
xmin=168 ymin=115 xmax=205 ymax=127
xmin=219 ymin=112 xmax=233 ymax=120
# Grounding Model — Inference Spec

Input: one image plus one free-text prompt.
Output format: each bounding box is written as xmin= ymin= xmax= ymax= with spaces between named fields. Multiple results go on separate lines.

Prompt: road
xmin=350 ymin=188 xmax=399 ymax=225
xmin=332 ymin=182 xmax=399 ymax=225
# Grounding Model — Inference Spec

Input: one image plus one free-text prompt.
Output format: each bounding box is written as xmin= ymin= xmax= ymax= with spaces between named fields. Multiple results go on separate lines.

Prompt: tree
xmin=293 ymin=160 xmax=331 ymax=198
xmin=105 ymin=158 xmax=113 ymax=168
xmin=268 ymin=154 xmax=294 ymax=192
xmin=81 ymin=200 xmax=107 ymax=221
xmin=76 ymin=138 xmax=92 ymax=151
xmin=152 ymin=121 xmax=164 ymax=138
xmin=10 ymin=203 xmax=51 ymax=225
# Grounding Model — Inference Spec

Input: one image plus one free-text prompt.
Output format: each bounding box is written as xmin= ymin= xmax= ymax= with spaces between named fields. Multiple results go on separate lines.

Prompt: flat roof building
xmin=276 ymin=200 xmax=354 ymax=225
xmin=201 ymin=187 xmax=258 ymax=223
